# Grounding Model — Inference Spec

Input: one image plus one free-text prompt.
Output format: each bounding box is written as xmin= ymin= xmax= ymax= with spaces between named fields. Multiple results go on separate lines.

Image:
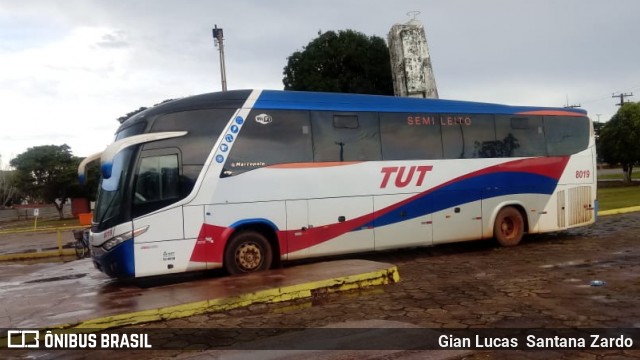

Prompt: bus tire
xmin=494 ymin=206 xmax=524 ymax=247
xmin=224 ymin=231 xmax=273 ymax=275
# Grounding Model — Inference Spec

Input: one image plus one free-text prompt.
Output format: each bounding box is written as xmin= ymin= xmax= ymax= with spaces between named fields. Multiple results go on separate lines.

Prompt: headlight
xmin=102 ymin=226 xmax=149 ymax=251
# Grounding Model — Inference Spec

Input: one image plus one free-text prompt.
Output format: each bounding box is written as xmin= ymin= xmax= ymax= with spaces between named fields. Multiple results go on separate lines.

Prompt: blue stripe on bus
xmin=93 ymin=239 xmax=135 ymax=278
xmin=254 ymin=90 xmax=587 ymax=115
xmin=230 ymin=218 xmax=280 ymax=231
xmin=364 ymin=171 xmax=558 ymax=229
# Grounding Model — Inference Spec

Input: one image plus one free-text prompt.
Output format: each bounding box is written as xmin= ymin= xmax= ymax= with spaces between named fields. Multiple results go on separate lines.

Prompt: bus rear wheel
xmin=224 ymin=231 xmax=273 ymax=275
xmin=494 ymin=206 xmax=524 ymax=247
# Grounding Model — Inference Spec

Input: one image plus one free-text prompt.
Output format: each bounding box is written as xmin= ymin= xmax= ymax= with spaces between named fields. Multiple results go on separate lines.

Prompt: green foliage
xmin=117 ymin=99 xmax=175 ymax=124
xmin=117 ymin=106 xmax=148 ymax=124
xmin=598 ymin=103 xmax=640 ymax=182
xmin=9 ymin=144 xmax=98 ymax=218
xmin=283 ymin=30 xmax=393 ymax=95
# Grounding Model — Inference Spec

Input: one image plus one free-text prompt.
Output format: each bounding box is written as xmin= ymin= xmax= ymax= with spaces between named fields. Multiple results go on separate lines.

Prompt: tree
xmin=117 ymin=99 xmax=174 ymax=124
xmin=0 ymin=169 xmax=17 ymax=207
xmin=10 ymin=144 xmax=80 ymax=219
xmin=597 ymin=102 xmax=640 ymax=182
xmin=593 ymin=121 xmax=606 ymax=163
xmin=117 ymin=106 xmax=147 ymax=124
xmin=283 ymin=30 xmax=394 ymax=95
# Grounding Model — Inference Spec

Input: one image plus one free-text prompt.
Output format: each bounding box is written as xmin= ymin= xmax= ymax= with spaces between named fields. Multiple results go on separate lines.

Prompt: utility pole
xmin=612 ymin=92 xmax=633 ymax=107
xmin=212 ymin=25 xmax=227 ymax=91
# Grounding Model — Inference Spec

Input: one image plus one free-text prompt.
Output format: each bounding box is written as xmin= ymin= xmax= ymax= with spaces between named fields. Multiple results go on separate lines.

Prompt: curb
xmin=598 ymin=206 xmax=640 ymax=216
xmin=0 ymin=248 xmax=76 ymax=261
xmin=49 ymin=264 xmax=400 ymax=331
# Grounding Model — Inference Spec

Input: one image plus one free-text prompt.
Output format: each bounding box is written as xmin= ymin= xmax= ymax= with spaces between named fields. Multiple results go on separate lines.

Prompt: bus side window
xmin=311 ymin=111 xmax=381 ymax=162
xmin=441 ymin=114 xmax=496 ymax=158
xmin=495 ymin=115 xmax=545 ymax=157
xmin=224 ymin=109 xmax=313 ymax=176
xmin=544 ymin=116 xmax=590 ymax=156
xmin=133 ymin=154 xmax=180 ymax=216
xmin=380 ymin=113 xmax=443 ymax=160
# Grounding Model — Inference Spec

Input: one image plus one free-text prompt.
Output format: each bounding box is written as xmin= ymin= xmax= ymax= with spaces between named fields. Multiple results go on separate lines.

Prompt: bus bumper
xmin=92 ymin=239 xmax=135 ymax=278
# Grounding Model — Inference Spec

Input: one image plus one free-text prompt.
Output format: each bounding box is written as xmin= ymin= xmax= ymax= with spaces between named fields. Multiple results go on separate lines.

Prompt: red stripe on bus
xmin=266 ymin=161 xmax=362 ymax=169
xmin=190 ymin=156 xmax=570 ymax=260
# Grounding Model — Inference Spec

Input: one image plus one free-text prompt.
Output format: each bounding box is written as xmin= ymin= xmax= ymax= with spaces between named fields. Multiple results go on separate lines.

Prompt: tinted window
xmin=225 ymin=109 xmax=313 ymax=176
xmin=495 ymin=115 xmax=546 ymax=157
xmin=116 ymin=121 xmax=147 ymax=140
xmin=441 ymin=114 xmax=496 ymax=158
xmin=545 ymin=116 xmax=590 ymax=155
xmin=333 ymin=115 xmax=359 ymax=129
xmin=380 ymin=113 xmax=443 ymax=160
xmin=133 ymin=153 xmax=180 ymax=217
xmin=148 ymin=109 xmax=233 ymax=165
xmin=311 ymin=111 xmax=381 ymax=162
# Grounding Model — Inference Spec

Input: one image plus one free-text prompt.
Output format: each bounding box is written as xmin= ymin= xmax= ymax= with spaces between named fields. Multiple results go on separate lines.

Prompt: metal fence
xmin=0 ymin=225 xmax=88 ymax=260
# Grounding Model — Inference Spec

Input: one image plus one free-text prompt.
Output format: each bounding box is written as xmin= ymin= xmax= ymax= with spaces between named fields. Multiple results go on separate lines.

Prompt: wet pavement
xmin=0 ymin=259 xmax=397 ymax=329
xmin=2 ymin=212 xmax=640 ymax=359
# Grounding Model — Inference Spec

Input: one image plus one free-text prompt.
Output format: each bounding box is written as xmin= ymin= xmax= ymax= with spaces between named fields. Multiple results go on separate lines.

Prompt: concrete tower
xmin=388 ymin=12 xmax=439 ymax=98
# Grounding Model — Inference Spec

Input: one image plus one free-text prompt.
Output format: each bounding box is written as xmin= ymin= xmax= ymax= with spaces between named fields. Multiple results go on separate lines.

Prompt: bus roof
xmin=254 ymin=90 xmax=587 ymax=116
xmin=119 ymin=89 xmax=587 ymax=132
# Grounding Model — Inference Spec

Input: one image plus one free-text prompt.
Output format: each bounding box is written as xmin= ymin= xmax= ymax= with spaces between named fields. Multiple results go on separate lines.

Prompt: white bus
xmin=78 ymin=90 xmax=596 ymax=278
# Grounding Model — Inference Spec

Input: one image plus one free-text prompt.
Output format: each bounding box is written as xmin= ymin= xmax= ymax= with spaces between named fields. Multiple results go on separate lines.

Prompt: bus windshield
xmin=93 ymin=122 xmax=146 ymax=230
xmin=94 ymin=148 xmax=135 ymax=226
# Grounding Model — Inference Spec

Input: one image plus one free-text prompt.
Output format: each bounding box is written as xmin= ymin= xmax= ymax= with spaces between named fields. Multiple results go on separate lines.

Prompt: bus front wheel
xmin=494 ymin=206 xmax=524 ymax=247
xmin=224 ymin=231 xmax=273 ymax=275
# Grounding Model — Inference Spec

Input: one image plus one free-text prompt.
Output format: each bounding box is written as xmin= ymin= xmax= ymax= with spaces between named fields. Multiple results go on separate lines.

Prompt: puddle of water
xmin=3 ymin=255 xmax=77 ymax=265
xmin=24 ymin=273 xmax=87 ymax=284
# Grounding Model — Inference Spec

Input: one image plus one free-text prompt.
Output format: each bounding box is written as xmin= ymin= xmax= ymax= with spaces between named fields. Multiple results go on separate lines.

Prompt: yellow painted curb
xmin=47 ymin=265 xmax=400 ymax=331
xmin=598 ymin=205 xmax=640 ymax=216
xmin=0 ymin=248 xmax=76 ymax=261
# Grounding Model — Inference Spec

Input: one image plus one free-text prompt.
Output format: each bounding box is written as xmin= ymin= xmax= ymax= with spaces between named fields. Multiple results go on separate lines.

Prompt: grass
xmin=598 ymin=172 xmax=640 ymax=180
xmin=598 ymin=185 xmax=640 ymax=211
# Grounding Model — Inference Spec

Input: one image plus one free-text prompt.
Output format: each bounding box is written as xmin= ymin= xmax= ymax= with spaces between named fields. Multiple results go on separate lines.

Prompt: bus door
xmin=373 ymin=194 xmax=433 ymax=250
xmin=285 ymin=200 xmax=308 ymax=260
xmin=286 ymin=197 xmax=375 ymax=259
xmin=130 ymin=150 xmax=190 ymax=276
xmin=431 ymin=189 xmax=483 ymax=244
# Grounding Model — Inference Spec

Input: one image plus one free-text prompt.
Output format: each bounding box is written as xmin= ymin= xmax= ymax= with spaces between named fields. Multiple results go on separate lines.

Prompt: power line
xmin=578 ymin=85 xmax=640 ymax=106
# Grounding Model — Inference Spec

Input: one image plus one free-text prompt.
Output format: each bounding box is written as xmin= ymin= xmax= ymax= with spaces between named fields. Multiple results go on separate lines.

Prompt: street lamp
xmin=212 ymin=25 xmax=227 ymax=91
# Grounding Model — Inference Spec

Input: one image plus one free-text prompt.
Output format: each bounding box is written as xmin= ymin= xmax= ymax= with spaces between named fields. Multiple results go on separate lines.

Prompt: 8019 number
xmin=576 ymin=170 xmax=591 ymax=179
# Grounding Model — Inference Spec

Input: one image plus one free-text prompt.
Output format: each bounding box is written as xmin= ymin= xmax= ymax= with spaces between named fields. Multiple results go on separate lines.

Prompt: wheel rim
xmin=500 ymin=217 xmax=516 ymax=239
xmin=235 ymin=242 xmax=262 ymax=271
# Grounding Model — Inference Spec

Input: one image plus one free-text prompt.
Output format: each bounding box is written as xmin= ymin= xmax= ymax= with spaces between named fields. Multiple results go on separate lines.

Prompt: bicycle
xmin=72 ymin=228 xmax=91 ymax=259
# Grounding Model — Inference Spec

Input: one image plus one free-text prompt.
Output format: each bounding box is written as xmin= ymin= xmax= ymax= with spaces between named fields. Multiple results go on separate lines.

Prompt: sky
xmin=1 ymin=0 xmax=639 ymax=167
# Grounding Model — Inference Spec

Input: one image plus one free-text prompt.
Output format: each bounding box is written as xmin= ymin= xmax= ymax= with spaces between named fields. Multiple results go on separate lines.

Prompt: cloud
xmin=94 ymin=30 xmax=130 ymax=49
